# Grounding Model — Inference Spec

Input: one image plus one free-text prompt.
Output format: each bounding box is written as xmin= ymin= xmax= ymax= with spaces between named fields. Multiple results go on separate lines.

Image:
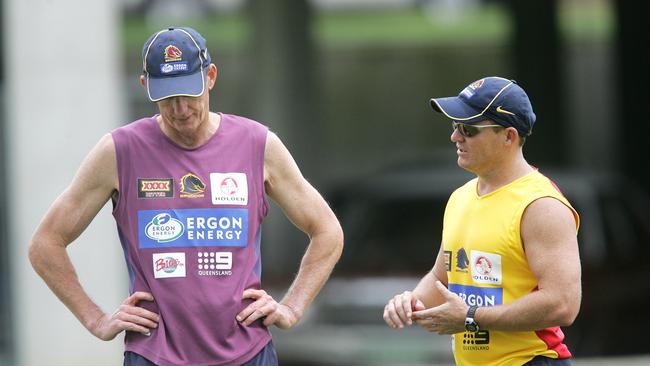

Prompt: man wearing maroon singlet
xmin=28 ymin=27 xmax=344 ymax=366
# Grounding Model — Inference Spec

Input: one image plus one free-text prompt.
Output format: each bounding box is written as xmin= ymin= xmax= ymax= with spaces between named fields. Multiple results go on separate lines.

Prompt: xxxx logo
xmin=142 ymin=181 xmax=170 ymax=191
xmin=138 ymin=178 xmax=174 ymax=199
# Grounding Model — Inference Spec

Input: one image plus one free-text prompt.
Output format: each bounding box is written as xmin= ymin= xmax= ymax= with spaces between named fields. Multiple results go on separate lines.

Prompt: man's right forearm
xmin=412 ymin=269 xmax=445 ymax=308
xmin=413 ymin=246 xmax=448 ymax=308
xmin=29 ymin=237 xmax=104 ymax=333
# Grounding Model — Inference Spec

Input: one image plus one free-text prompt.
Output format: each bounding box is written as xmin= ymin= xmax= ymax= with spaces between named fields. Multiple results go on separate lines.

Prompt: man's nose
xmin=450 ymin=128 xmax=463 ymax=143
xmin=171 ymin=97 xmax=190 ymax=114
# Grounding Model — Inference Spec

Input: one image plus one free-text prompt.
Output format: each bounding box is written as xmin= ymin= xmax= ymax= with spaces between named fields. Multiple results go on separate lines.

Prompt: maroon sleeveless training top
xmin=111 ymin=113 xmax=271 ymax=366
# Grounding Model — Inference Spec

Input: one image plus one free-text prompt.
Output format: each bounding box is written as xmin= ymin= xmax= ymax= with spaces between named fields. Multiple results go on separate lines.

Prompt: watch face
xmin=465 ymin=319 xmax=479 ymax=332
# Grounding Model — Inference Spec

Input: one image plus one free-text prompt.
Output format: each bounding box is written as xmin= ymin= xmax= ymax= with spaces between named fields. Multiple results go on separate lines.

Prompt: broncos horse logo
xmin=456 ymin=248 xmax=469 ymax=271
xmin=180 ymin=173 xmax=206 ymax=197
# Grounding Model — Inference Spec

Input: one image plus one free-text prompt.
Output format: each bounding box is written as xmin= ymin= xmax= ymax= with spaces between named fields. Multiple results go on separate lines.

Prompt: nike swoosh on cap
xmin=496 ymin=106 xmax=516 ymax=116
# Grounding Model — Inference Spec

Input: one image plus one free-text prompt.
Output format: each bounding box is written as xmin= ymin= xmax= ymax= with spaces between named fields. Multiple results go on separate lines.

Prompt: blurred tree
xmin=245 ymin=0 xmax=322 ymax=180
xmin=245 ymin=0 xmax=324 ymax=279
xmin=615 ymin=1 xmax=650 ymax=191
xmin=123 ymin=0 xmax=155 ymax=17
xmin=506 ymin=0 xmax=566 ymax=167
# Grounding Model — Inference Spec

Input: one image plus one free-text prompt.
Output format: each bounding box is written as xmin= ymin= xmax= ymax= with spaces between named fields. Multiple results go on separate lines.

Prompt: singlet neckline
xmin=473 ymin=168 xmax=539 ymax=200
xmin=151 ymin=112 xmax=225 ymax=152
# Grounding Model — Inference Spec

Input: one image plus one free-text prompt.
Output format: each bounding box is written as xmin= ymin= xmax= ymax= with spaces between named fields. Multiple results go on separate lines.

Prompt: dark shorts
xmin=124 ymin=340 xmax=278 ymax=366
xmin=523 ymin=356 xmax=572 ymax=366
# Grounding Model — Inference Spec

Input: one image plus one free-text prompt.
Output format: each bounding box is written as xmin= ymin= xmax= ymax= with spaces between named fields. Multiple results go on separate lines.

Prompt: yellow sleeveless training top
xmin=442 ymin=169 xmax=579 ymax=366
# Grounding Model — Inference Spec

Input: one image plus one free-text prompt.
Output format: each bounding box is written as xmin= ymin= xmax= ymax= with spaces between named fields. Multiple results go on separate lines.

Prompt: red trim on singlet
xmin=527 ymin=167 xmax=575 ymax=360
xmin=544 ymin=176 xmax=564 ymax=196
xmin=529 ymin=166 xmax=563 ymax=196
xmin=535 ymin=326 xmax=572 ymax=359
xmin=529 ymin=286 xmax=572 ymax=359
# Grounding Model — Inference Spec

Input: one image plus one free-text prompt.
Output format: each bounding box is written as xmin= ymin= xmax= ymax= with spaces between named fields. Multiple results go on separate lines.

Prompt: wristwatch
xmin=464 ymin=305 xmax=479 ymax=332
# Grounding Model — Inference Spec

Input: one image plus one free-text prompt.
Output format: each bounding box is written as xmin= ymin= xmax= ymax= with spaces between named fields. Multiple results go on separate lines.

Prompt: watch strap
xmin=466 ymin=305 xmax=478 ymax=319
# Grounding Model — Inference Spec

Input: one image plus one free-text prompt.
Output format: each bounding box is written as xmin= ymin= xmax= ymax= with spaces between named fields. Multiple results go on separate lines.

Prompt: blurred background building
xmin=1 ymin=0 xmax=649 ymax=365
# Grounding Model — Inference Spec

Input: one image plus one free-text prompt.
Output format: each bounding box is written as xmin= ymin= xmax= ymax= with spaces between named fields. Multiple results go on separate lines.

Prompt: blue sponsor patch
xmin=448 ymin=283 xmax=503 ymax=307
xmin=138 ymin=208 xmax=248 ymax=248
xmin=160 ymin=61 xmax=189 ymax=74
xmin=460 ymin=87 xmax=476 ymax=99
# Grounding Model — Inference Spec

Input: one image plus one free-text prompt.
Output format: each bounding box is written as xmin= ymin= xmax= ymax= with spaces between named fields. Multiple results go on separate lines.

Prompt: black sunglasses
xmin=452 ymin=121 xmax=503 ymax=137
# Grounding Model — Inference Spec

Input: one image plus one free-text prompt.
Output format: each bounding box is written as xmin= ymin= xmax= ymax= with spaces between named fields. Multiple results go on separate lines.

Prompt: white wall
xmin=5 ymin=1 xmax=126 ymax=365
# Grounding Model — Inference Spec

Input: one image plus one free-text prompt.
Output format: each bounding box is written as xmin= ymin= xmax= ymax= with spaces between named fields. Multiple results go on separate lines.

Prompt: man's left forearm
xmin=475 ymin=288 xmax=580 ymax=332
xmin=280 ymin=229 xmax=343 ymax=319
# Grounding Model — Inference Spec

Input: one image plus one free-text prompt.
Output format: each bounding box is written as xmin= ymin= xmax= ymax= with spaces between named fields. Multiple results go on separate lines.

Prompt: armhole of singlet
xmin=515 ymin=195 xmax=579 ymax=253
xmin=110 ymin=130 xmax=126 ymax=217
xmin=259 ymin=127 xmax=270 ymax=219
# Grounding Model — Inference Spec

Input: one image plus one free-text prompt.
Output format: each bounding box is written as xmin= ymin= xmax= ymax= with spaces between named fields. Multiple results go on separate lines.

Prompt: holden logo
xmin=145 ymin=213 xmax=184 ymax=243
xmin=161 ymin=64 xmax=174 ymax=73
xmin=220 ymin=177 xmax=239 ymax=196
xmin=475 ymin=256 xmax=493 ymax=275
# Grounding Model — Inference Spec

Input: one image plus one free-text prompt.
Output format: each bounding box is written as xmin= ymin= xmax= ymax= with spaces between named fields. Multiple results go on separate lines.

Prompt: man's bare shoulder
xmin=521 ymin=196 xmax=578 ymax=248
xmin=523 ymin=196 xmax=575 ymax=224
xmin=72 ymin=133 xmax=119 ymax=192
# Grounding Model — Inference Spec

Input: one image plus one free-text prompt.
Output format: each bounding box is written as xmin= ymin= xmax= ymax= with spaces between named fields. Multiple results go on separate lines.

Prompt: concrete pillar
xmin=5 ymin=0 xmax=125 ymax=365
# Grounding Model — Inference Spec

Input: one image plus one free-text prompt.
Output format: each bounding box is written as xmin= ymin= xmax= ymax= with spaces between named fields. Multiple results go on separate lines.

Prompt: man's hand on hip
xmin=90 ymin=291 xmax=159 ymax=340
xmin=238 ymin=288 xmax=299 ymax=329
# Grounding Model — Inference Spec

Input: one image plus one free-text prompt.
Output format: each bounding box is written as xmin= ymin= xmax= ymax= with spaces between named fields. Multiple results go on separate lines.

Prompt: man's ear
xmin=207 ymin=64 xmax=218 ymax=90
xmin=140 ymin=75 xmax=146 ymax=87
xmin=505 ymin=128 xmax=517 ymax=145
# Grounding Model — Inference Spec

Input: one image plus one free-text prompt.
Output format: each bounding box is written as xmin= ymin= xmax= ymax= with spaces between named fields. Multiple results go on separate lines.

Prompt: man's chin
xmin=457 ymin=159 xmax=475 ymax=174
xmin=173 ymin=119 xmax=201 ymax=130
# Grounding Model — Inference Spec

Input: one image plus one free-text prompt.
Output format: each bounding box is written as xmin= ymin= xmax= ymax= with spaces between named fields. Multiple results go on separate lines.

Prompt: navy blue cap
xmin=430 ymin=76 xmax=536 ymax=136
xmin=142 ymin=27 xmax=212 ymax=102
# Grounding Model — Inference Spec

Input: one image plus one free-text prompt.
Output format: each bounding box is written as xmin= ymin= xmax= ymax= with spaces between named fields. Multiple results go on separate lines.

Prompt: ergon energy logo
xmin=145 ymin=213 xmax=184 ymax=243
xmin=138 ymin=208 xmax=249 ymax=249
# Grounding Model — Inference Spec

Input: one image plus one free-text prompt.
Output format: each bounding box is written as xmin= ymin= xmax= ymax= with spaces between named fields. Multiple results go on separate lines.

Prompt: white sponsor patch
xmin=470 ymin=250 xmax=502 ymax=285
xmin=197 ymin=251 xmax=233 ymax=276
xmin=152 ymin=252 xmax=186 ymax=279
xmin=210 ymin=173 xmax=248 ymax=205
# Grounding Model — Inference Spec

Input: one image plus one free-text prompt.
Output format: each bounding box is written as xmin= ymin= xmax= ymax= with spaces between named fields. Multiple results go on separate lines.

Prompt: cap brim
xmin=430 ymin=97 xmax=485 ymax=123
xmin=146 ymin=69 xmax=205 ymax=102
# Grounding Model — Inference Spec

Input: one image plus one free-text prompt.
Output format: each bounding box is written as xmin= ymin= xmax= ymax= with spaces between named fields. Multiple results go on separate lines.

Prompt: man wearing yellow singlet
xmin=382 ymin=77 xmax=581 ymax=366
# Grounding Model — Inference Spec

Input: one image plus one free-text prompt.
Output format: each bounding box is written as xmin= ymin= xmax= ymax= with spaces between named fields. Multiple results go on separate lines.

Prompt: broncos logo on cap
xmin=469 ymin=79 xmax=484 ymax=90
xmin=164 ymin=45 xmax=182 ymax=62
xmin=180 ymin=173 xmax=206 ymax=198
